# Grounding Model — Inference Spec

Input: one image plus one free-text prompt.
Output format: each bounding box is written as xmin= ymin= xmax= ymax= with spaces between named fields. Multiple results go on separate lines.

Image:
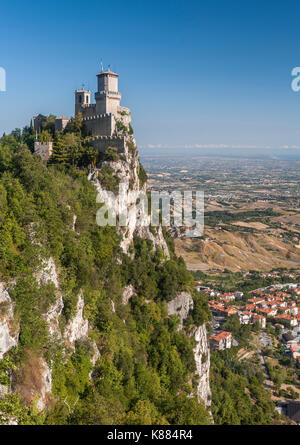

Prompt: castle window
xmin=86 ymin=95 xmax=89 ymax=104
xmin=78 ymin=95 xmax=82 ymax=103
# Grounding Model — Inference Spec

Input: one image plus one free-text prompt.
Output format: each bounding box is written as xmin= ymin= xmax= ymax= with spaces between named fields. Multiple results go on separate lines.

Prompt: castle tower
xmin=73 ymin=66 xmax=131 ymax=144
xmin=95 ymin=68 xmax=121 ymax=115
xmin=75 ymin=89 xmax=91 ymax=115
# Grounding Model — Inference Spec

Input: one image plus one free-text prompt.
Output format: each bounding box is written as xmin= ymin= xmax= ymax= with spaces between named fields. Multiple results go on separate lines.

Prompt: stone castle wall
xmin=77 ymin=103 xmax=96 ymax=118
xmin=86 ymin=135 xmax=126 ymax=153
xmin=82 ymin=113 xmax=115 ymax=137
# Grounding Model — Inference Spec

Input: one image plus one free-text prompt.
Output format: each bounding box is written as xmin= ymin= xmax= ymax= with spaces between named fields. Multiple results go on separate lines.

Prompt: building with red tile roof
xmin=209 ymin=331 xmax=232 ymax=350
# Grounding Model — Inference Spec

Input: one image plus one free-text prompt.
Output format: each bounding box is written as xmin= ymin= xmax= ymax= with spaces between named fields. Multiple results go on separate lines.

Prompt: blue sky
xmin=1 ymin=0 xmax=300 ymax=149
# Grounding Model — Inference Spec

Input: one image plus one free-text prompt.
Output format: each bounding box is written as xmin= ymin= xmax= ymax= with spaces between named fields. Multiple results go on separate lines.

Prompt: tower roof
xmin=97 ymin=69 xmax=118 ymax=77
xmin=75 ymin=89 xmax=91 ymax=93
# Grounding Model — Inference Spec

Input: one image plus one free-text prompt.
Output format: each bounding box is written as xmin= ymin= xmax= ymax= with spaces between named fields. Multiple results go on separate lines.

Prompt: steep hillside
xmin=175 ymin=228 xmax=300 ymax=272
xmin=0 ymin=127 xmax=211 ymax=425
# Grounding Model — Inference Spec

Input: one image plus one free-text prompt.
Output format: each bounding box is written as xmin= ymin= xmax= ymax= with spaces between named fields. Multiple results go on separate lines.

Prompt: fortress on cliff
xmin=75 ymin=67 xmax=132 ymax=151
xmin=33 ymin=66 xmax=133 ymax=159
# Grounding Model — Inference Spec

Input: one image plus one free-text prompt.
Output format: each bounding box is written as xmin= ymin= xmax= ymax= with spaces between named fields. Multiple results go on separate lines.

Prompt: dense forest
xmin=0 ymin=121 xmax=211 ymax=425
xmin=210 ymin=349 xmax=278 ymax=424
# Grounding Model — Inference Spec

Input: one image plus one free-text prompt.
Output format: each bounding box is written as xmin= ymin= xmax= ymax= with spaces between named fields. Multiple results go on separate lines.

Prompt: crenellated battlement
xmin=86 ymin=135 xmax=124 ymax=141
xmin=85 ymin=135 xmax=127 ymax=153
xmin=82 ymin=113 xmax=113 ymax=121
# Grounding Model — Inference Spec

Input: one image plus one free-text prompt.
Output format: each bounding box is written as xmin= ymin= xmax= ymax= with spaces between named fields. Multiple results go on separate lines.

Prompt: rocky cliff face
xmin=193 ymin=324 xmax=212 ymax=408
xmin=35 ymin=358 xmax=52 ymax=411
xmin=64 ymin=294 xmax=89 ymax=348
xmin=0 ymin=283 xmax=19 ymax=359
xmin=89 ymin=137 xmax=169 ymax=258
xmin=91 ymin=139 xmax=212 ymax=411
xmin=0 ymin=256 xmax=93 ymax=413
xmin=90 ymin=138 xmax=212 ymax=413
xmin=38 ymin=258 xmax=89 ymax=348
xmin=35 ymin=257 xmax=59 ymax=288
xmin=122 ymin=284 xmax=136 ymax=305
xmin=167 ymin=291 xmax=211 ymax=408
xmin=43 ymin=295 xmax=64 ymax=339
xmin=167 ymin=291 xmax=194 ymax=330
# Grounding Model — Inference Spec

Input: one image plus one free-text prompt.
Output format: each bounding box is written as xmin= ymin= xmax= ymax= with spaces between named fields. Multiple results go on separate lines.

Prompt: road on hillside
xmin=259 ymin=350 xmax=273 ymax=389
xmin=257 ymin=331 xmax=273 ymax=389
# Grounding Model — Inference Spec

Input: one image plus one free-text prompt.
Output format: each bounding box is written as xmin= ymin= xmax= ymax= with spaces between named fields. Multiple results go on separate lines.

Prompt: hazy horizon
xmin=139 ymin=146 xmax=300 ymax=162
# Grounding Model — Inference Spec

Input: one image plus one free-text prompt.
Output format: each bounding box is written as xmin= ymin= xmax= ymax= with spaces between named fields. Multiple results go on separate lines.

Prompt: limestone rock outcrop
xmin=36 ymin=257 xmax=63 ymax=338
xmin=35 ymin=257 xmax=59 ymax=288
xmin=43 ymin=295 xmax=64 ymax=338
xmin=0 ymin=283 xmax=18 ymax=359
xmin=64 ymin=294 xmax=88 ymax=348
xmin=167 ymin=291 xmax=211 ymax=408
xmin=122 ymin=285 xmax=135 ymax=305
xmin=167 ymin=291 xmax=193 ymax=330
xmin=90 ymin=139 xmax=169 ymax=258
xmin=193 ymin=324 xmax=212 ymax=407
xmin=35 ymin=358 xmax=52 ymax=411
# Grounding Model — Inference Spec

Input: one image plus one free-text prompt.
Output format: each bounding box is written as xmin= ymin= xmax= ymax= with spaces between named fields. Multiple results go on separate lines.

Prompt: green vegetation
xmin=211 ymin=350 xmax=278 ymax=424
xmin=223 ymin=314 xmax=256 ymax=345
xmin=0 ymin=393 xmax=45 ymax=425
xmin=205 ymin=209 xmax=281 ymax=228
xmin=0 ymin=127 xmax=211 ymax=425
xmin=103 ymin=146 xmax=120 ymax=162
xmin=50 ymin=114 xmax=96 ymax=167
xmin=138 ymin=162 xmax=147 ymax=188
xmin=97 ymin=164 xmax=121 ymax=194
xmin=115 ymin=120 xmax=129 ymax=135
xmin=192 ymin=268 xmax=298 ymax=294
